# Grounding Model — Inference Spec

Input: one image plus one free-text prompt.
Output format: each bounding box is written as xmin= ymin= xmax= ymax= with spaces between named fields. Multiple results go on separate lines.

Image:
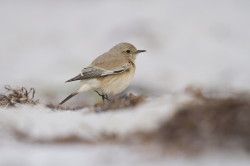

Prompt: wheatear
xmin=59 ymin=42 xmax=146 ymax=105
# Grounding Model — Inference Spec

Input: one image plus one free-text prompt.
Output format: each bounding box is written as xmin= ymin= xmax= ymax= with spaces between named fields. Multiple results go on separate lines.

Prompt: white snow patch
xmin=0 ymin=94 xmax=189 ymax=142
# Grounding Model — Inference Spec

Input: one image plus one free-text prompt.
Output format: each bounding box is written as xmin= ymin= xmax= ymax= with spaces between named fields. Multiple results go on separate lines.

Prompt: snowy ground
xmin=0 ymin=95 xmax=178 ymax=142
xmin=0 ymin=0 xmax=250 ymax=165
xmin=1 ymin=143 xmax=250 ymax=166
xmin=1 ymin=142 xmax=250 ymax=166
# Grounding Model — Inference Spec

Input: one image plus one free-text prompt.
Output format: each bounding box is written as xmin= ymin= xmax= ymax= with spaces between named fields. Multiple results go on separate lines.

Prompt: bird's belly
xmin=101 ymin=71 xmax=135 ymax=95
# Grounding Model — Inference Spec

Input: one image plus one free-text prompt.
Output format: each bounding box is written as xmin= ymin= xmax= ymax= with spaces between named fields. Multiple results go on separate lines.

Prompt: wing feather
xmin=65 ymin=63 xmax=131 ymax=82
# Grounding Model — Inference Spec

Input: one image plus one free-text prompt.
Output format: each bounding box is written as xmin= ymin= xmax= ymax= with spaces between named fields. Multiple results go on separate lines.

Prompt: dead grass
xmin=46 ymin=103 xmax=87 ymax=111
xmin=0 ymin=85 xmax=38 ymax=107
xmin=47 ymin=93 xmax=146 ymax=111
xmin=94 ymin=93 xmax=146 ymax=111
xmin=0 ymin=85 xmax=145 ymax=110
xmin=155 ymin=87 xmax=250 ymax=151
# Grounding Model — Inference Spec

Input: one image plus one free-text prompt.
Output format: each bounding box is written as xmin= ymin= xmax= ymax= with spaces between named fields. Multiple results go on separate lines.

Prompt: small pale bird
xmin=59 ymin=42 xmax=146 ymax=105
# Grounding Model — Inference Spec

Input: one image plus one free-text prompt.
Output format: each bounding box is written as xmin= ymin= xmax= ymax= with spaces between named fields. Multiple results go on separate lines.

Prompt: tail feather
xmin=59 ymin=92 xmax=78 ymax=105
xmin=65 ymin=74 xmax=82 ymax=83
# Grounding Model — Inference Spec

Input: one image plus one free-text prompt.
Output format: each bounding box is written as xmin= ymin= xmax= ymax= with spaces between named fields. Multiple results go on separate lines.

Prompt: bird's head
xmin=110 ymin=42 xmax=146 ymax=60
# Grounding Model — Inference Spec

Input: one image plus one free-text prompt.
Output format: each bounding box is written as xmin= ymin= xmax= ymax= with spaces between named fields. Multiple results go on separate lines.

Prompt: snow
xmin=0 ymin=0 xmax=250 ymax=165
xmin=0 ymin=95 xmax=182 ymax=142
xmin=1 ymin=143 xmax=250 ymax=166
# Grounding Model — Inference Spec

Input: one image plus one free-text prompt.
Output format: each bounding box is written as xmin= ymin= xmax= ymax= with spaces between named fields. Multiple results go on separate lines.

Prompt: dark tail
xmin=59 ymin=92 xmax=78 ymax=105
xmin=65 ymin=74 xmax=82 ymax=83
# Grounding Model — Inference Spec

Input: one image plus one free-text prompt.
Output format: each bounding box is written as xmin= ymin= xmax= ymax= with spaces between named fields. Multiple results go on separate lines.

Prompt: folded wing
xmin=65 ymin=63 xmax=131 ymax=82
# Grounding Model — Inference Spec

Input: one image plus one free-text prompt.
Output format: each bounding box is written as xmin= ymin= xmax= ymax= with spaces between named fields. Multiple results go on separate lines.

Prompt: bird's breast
xmin=100 ymin=67 xmax=135 ymax=95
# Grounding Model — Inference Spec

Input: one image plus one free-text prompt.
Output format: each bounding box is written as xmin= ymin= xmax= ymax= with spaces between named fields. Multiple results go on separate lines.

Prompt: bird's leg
xmin=95 ymin=90 xmax=110 ymax=103
xmin=103 ymin=94 xmax=111 ymax=101
xmin=94 ymin=90 xmax=102 ymax=97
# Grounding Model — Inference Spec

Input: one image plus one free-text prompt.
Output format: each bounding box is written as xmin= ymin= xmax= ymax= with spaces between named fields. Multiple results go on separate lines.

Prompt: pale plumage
xmin=59 ymin=42 xmax=146 ymax=105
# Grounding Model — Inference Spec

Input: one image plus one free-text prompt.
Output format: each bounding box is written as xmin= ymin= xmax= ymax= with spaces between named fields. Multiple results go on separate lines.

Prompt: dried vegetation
xmin=155 ymin=87 xmax=250 ymax=151
xmin=47 ymin=93 xmax=146 ymax=111
xmin=0 ymin=85 xmax=38 ymax=107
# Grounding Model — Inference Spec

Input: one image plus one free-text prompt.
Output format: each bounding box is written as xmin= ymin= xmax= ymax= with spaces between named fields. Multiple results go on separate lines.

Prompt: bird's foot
xmin=95 ymin=90 xmax=111 ymax=103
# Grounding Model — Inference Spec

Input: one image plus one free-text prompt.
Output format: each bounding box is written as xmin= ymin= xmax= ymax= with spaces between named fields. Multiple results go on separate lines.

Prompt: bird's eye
xmin=126 ymin=50 xmax=131 ymax=53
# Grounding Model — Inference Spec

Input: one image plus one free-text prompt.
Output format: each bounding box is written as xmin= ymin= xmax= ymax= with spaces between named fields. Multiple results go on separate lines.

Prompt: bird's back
xmin=90 ymin=52 xmax=130 ymax=70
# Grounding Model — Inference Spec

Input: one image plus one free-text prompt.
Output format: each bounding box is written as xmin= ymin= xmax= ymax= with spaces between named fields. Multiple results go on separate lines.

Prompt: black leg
xmin=103 ymin=94 xmax=111 ymax=101
xmin=95 ymin=90 xmax=102 ymax=97
xmin=95 ymin=90 xmax=110 ymax=102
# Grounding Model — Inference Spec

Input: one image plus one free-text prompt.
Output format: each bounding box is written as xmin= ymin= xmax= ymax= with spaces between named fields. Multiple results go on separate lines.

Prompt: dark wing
xmin=65 ymin=64 xmax=130 ymax=82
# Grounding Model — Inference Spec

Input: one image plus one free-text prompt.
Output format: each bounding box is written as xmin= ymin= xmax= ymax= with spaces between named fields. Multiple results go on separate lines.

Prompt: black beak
xmin=136 ymin=50 xmax=146 ymax=54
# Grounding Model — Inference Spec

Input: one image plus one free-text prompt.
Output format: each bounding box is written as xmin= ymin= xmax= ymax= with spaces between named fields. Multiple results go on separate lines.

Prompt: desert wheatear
xmin=59 ymin=42 xmax=146 ymax=105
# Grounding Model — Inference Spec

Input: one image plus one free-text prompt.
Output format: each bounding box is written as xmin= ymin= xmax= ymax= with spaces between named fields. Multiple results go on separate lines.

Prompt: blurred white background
xmin=0 ymin=0 xmax=250 ymax=102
